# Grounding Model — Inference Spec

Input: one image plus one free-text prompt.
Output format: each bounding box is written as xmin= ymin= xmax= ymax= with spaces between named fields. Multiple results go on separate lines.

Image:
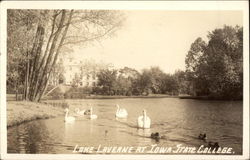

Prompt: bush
xmin=63 ymin=86 xmax=92 ymax=99
xmin=126 ymin=90 xmax=132 ymax=96
xmin=64 ymin=92 xmax=87 ymax=99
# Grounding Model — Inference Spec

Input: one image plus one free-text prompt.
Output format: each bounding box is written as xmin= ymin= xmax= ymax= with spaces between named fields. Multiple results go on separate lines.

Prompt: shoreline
xmin=42 ymin=94 xmax=179 ymax=100
xmin=84 ymin=95 xmax=178 ymax=99
xmin=7 ymin=101 xmax=64 ymax=128
xmin=179 ymin=95 xmax=243 ymax=101
xmin=44 ymin=94 xmax=242 ymax=101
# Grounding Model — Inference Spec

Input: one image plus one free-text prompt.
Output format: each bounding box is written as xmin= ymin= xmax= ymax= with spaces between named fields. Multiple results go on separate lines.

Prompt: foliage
xmin=185 ymin=25 xmax=243 ymax=99
xmin=96 ymin=66 xmax=182 ymax=96
xmin=97 ymin=69 xmax=118 ymax=95
xmin=64 ymin=86 xmax=92 ymax=99
xmin=7 ymin=9 xmax=123 ymax=101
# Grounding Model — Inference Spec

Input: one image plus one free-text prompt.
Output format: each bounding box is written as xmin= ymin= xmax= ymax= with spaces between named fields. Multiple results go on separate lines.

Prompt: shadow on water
xmin=8 ymin=120 xmax=55 ymax=153
xmin=8 ymin=98 xmax=243 ymax=154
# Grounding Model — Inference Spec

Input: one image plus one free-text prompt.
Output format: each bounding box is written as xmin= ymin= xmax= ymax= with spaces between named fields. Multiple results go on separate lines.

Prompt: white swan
xmin=75 ymin=108 xmax=85 ymax=116
xmin=115 ymin=104 xmax=128 ymax=118
xmin=89 ymin=107 xmax=97 ymax=120
xmin=64 ymin=108 xmax=76 ymax=123
xmin=137 ymin=109 xmax=151 ymax=129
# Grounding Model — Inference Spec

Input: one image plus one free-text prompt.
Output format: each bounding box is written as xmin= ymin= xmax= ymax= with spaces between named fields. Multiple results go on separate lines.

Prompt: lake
xmin=7 ymin=98 xmax=243 ymax=154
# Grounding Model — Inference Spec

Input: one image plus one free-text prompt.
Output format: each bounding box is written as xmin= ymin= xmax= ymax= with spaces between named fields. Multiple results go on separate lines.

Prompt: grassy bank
xmin=84 ymin=94 xmax=178 ymax=99
xmin=7 ymin=101 xmax=64 ymax=127
xmin=44 ymin=94 xmax=178 ymax=100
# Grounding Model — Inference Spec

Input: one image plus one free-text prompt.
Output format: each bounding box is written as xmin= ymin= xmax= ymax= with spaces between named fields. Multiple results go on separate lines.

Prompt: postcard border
xmin=0 ymin=1 xmax=249 ymax=160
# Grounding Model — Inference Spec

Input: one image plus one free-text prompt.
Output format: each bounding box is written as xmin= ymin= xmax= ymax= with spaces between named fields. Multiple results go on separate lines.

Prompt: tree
xmin=185 ymin=37 xmax=209 ymax=95
xmin=117 ymin=67 xmax=140 ymax=95
xmin=185 ymin=25 xmax=243 ymax=99
xmin=7 ymin=9 xmax=124 ymax=101
xmin=7 ymin=10 xmax=47 ymax=99
xmin=204 ymin=26 xmax=243 ymax=99
xmin=185 ymin=37 xmax=207 ymax=75
xmin=173 ymin=70 xmax=192 ymax=95
xmin=136 ymin=69 xmax=152 ymax=95
xmin=97 ymin=69 xmax=118 ymax=95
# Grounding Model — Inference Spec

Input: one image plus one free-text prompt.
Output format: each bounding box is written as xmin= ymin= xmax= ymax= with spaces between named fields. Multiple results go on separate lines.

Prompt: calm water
xmin=8 ymin=98 xmax=243 ymax=154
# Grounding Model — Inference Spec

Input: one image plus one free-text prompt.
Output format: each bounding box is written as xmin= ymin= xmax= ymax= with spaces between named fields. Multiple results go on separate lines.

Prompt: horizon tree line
xmin=7 ymin=9 xmax=243 ymax=101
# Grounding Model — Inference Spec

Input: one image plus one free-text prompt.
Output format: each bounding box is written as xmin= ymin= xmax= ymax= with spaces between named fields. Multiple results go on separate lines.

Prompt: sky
xmin=73 ymin=11 xmax=242 ymax=74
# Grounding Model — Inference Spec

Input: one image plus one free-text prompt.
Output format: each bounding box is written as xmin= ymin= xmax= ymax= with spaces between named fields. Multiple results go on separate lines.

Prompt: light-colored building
xmin=63 ymin=56 xmax=98 ymax=87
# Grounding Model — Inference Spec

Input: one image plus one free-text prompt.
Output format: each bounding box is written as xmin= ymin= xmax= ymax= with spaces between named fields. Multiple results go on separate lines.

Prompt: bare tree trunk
xmin=23 ymin=16 xmax=30 ymax=101
xmin=28 ymin=25 xmax=45 ymax=100
xmin=24 ymin=51 xmax=29 ymax=100
xmin=15 ymin=81 xmax=18 ymax=101
xmin=31 ymin=13 xmax=58 ymax=101
xmin=34 ymin=10 xmax=67 ymax=101
xmin=38 ymin=10 xmax=74 ymax=101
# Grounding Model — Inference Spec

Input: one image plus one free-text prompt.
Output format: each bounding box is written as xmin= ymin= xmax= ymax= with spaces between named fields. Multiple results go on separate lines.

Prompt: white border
xmin=0 ymin=1 xmax=249 ymax=160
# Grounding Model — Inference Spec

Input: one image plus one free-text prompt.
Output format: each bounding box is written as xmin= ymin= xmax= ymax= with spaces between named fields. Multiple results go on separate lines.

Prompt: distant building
xmin=63 ymin=56 xmax=98 ymax=87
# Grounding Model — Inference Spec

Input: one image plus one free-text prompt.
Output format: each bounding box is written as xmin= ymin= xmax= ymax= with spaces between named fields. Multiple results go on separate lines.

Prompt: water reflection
xmin=8 ymin=98 xmax=243 ymax=154
xmin=8 ymin=119 xmax=55 ymax=153
xmin=137 ymin=129 xmax=152 ymax=144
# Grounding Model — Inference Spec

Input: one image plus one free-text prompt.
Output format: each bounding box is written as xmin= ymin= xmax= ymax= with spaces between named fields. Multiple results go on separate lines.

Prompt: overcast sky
xmin=73 ymin=11 xmax=242 ymax=74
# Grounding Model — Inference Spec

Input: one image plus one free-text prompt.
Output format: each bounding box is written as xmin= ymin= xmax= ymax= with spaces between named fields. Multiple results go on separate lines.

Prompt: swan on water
xmin=115 ymin=104 xmax=128 ymax=118
xmin=75 ymin=108 xmax=85 ymax=116
xmin=89 ymin=107 xmax=98 ymax=119
xmin=64 ymin=108 xmax=76 ymax=123
xmin=137 ymin=109 xmax=151 ymax=129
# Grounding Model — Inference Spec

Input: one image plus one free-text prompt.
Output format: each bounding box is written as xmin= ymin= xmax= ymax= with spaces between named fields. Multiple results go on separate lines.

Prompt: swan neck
xmin=65 ymin=110 xmax=68 ymax=118
xmin=143 ymin=111 xmax=147 ymax=127
xmin=116 ymin=105 xmax=120 ymax=114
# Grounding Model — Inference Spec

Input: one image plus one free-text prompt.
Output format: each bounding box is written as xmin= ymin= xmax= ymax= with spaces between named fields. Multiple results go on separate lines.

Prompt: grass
xmin=7 ymin=101 xmax=65 ymax=127
xmin=73 ymin=94 xmax=178 ymax=99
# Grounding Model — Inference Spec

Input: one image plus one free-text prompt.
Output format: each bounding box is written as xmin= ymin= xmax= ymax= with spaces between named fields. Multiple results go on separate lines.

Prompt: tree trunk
xmin=28 ymin=25 xmax=45 ymax=100
xmin=30 ymin=13 xmax=58 ymax=101
xmin=34 ymin=10 xmax=67 ymax=101
xmin=23 ymin=51 xmax=29 ymax=100
xmin=15 ymin=81 xmax=18 ymax=101
xmin=38 ymin=10 xmax=74 ymax=101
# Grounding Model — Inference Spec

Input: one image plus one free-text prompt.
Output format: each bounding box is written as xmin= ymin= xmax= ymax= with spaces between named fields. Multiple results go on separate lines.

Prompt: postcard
xmin=0 ymin=1 xmax=249 ymax=160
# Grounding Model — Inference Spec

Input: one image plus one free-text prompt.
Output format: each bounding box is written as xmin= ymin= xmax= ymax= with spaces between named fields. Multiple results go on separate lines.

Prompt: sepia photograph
xmin=0 ymin=1 xmax=249 ymax=160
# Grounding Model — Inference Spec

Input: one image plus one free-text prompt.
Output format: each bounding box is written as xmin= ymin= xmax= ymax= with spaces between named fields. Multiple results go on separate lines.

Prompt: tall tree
xmin=185 ymin=25 xmax=243 ymax=99
xmin=97 ymin=69 xmax=118 ymax=95
xmin=204 ymin=26 xmax=243 ymax=99
xmin=7 ymin=9 xmax=123 ymax=101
